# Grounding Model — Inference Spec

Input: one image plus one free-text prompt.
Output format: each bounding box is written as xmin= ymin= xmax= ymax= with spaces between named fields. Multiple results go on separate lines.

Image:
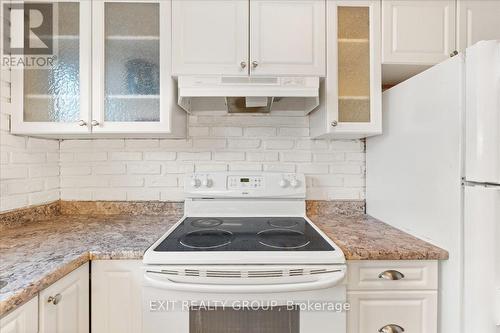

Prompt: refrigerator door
xmin=463 ymin=185 xmax=500 ymax=333
xmin=465 ymin=40 xmax=500 ymax=185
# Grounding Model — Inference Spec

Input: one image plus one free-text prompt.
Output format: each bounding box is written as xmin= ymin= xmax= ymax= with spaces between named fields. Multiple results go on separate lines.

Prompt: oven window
xmin=189 ymin=306 xmax=299 ymax=333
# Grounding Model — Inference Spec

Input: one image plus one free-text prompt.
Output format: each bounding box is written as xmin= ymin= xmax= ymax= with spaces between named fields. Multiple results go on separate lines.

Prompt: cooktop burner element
xmin=153 ymin=217 xmax=335 ymax=252
xmin=268 ymin=218 xmax=299 ymax=228
xmin=179 ymin=229 xmax=233 ymax=249
xmin=191 ymin=218 xmax=223 ymax=228
xmin=257 ymin=229 xmax=310 ymax=249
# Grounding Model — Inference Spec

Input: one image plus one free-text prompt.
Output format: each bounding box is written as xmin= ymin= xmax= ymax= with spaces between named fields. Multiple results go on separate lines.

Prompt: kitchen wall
xmin=59 ymin=114 xmax=366 ymax=202
xmin=0 ymin=114 xmax=60 ymax=212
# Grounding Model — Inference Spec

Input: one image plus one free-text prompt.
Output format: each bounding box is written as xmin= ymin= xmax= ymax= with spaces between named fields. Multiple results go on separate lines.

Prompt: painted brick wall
xmin=0 ymin=114 xmax=60 ymax=212
xmin=59 ymin=114 xmax=366 ymax=201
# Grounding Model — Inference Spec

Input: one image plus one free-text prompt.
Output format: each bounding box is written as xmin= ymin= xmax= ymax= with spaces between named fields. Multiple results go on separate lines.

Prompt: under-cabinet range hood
xmin=177 ymin=76 xmax=320 ymax=114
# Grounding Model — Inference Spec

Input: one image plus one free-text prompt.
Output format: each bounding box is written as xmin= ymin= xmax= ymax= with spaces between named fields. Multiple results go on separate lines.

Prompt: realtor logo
xmin=4 ymin=3 xmax=53 ymax=55
xmin=2 ymin=3 xmax=56 ymax=68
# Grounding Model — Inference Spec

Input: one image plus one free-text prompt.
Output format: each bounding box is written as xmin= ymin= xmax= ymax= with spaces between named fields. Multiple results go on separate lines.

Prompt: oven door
xmin=142 ymin=265 xmax=347 ymax=333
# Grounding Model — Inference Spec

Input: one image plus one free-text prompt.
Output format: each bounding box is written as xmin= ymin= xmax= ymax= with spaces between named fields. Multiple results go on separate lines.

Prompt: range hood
xmin=177 ymin=76 xmax=320 ymax=114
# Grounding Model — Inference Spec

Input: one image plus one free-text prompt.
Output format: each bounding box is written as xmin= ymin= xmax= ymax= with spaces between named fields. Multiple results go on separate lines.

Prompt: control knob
xmin=279 ymin=178 xmax=289 ymax=188
xmin=202 ymin=178 xmax=212 ymax=188
xmin=190 ymin=177 xmax=201 ymax=188
xmin=290 ymin=178 xmax=300 ymax=188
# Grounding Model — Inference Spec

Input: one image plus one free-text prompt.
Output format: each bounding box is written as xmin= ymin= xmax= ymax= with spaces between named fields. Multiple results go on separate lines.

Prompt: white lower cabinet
xmin=347 ymin=260 xmax=438 ymax=333
xmin=39 ymin=263 xmax=89 ymax=333
xmin=348 ymin=291 xmax=438 ymax=333
xmin=91 ymin=260 xmax=143 ymax=333
xmin=0 ymin=296 xmax=38 ymax=333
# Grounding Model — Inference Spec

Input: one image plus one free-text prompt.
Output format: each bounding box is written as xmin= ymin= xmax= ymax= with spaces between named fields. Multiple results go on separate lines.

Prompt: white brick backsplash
xmin=297 ymin=164 xmax=329 ymax=174
xmin=264 ymin=139 xmax=294 ymax=150
xmin=110 ymin=152 xmax=142 ymax=161
xmin=1 ymin=166 xmax=29 ymax=179
xmin=75 ymin=152 xmax=107 ymax=162
xmin=193 ymin=138 xmax=226 ymax=149
xmin=313 ymin=152 xmax=345 ymax=162
xmin=245 ymin=127 xmax=277 ymax=137
xmin=10 ymin=152 xmax=46 ymax=164
xmin=278 ymin=127 xmax=309 ymax=137
xmin=179 ymin=152 xmax=211 ymax=161
xmin=60 ymin=165 xmax=92 ymax=176
xmin=227 ymin=139 xmax=261 ymax=149
xmin=146 ymin=175 xmax=178 ymax=187
xmin=93 ymin=163 xmax=126 ymax=175
xmin=189 ymin=127 xmax=210 ymax=137
xmin=1 ymin=111 xmax=366 ymax=207
xmin=0 ymin=109 xmax=61 ymax=211
xmin=281 ymin=152 xmax=312 ymax=162
xmin=212 ymin=127 xmax=243 ymax=137
xmin=195 ymin=163 xmax=228 ymax=172
xmin=109 ymin=176 xmax=144 ymax=187
xmin=93 ymin=189 xmax=127 ymax=201
xmin=127 ymin=163 xmax=161 ymax=175
xmin=144 ymin=152 xmax=177 ymax=161
xmin=247 ymin=152 xmax=279 ymax=162
xmin=125 ymin=139 xmax=159 ymax=149
xmin=214 ymin=152 xmax=245 ymax=161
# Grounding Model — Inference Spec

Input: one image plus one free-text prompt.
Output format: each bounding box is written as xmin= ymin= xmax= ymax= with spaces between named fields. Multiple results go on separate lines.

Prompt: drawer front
xmin=347 ymin=291 xmax=438 ymax=333
xmin=347 ymin=261 xmax=438 ymax=290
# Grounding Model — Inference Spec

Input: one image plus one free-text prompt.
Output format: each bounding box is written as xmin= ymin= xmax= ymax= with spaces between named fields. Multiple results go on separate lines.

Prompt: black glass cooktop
xmin=153 ymin=217 xmax=335 ymax=252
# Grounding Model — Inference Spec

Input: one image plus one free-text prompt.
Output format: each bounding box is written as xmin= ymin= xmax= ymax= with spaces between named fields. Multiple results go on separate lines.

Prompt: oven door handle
xmin=143 ymin=270 xmax=345 ymax=293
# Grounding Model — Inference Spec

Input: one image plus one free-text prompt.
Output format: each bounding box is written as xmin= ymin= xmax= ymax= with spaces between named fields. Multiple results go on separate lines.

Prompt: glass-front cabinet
xmin=11 ymin=0 xmax=185 ymax=137
xmin=10 ymin=0 xmax=91 ymax=134
xmin=310 ymin=0 xmax=381 ymax=139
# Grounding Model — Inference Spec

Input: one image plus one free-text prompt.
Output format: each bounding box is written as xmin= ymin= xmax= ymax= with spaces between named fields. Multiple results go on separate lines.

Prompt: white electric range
xmin=142 ymin=172 xmax=347 ymax=333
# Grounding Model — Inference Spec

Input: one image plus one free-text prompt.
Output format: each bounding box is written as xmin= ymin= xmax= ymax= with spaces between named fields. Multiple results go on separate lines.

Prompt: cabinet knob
xmin=251 ymin=61 xmax=259 ymax=69
xmin=331 ymin=120 xmax=338 ymax=127
xmin=91 ymin=120 xmax=100 ymax=127
xmin=78 ymin=120 xmax=87 ymax=127
xmin=379 ymin=324 xmax=405 ymax=333
xmin=378 ymin=270 xmax=405 ymax=280
xmin=240 ymin=61 xmax=247 ymax=69
xmin=47 ymin=293 xmax=62 ymax=305
xmin=450 ymin=50 xmax=459 ymax=57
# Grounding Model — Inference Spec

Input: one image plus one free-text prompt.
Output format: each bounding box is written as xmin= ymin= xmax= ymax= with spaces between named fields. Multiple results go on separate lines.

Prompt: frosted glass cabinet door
xmin=92 ymin=0 xmax=173 ymax=134
xmin=10 ymin=0 xmax=91 ymax=135
xmin=325 ymin=0 xmax=381 ymax=138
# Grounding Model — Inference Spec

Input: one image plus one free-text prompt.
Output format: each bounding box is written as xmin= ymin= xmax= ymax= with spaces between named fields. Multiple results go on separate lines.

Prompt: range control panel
xmin=185 ymin=172 xmax=305 ymax=198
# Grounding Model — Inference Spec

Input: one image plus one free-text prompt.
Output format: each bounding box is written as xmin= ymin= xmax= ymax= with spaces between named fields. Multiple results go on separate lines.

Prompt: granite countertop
xmin=0 ymin=212 xmax=448 ymax=317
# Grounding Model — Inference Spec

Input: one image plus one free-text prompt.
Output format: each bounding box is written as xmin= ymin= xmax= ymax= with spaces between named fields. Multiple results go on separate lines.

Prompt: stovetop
xmin=153 ymin=217 xmax=335 ymax=252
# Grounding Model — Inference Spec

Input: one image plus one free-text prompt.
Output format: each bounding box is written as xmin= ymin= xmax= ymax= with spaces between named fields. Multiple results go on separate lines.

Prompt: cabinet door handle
xmin=379 ymin=324 xmax=405 ymax=333
xmin=47 ymin=293 xmax=62 ymax=305
xmin=78 ymin=120 xmax=87 ymax=126
xmin=331 ymin=120 xmax=338 ymax=127
xmin=240 ymin=61 xmax=247 ymax=69
xmin=251 ymin=61 xmax=259 ymax=69
xmin=91 ymin=120 xmax=99 ymax=127
xmin=378 ymin=270 xmax=405 ymax=280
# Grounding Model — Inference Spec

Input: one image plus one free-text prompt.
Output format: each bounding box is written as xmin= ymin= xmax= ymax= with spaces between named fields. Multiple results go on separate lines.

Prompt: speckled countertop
xmin=0 ymin=211 xmax=448 ymax=317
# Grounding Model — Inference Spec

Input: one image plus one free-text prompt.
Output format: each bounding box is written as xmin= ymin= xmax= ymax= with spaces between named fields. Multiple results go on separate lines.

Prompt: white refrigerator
xmin=366 ymin=40 xmax=500 ymax=333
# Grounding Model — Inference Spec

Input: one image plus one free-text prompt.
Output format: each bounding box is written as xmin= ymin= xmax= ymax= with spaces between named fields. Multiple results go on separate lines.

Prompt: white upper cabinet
xmin=249 ymin=0 xmax=325 ymax=76
xmin=10 ymin=0 xmax=92 ymax=135
xmin=10 ymin=0 xmax=186 ymax=137
xmin=310 ymin=0 xmax=381 ymax=139
xmin=172 ymin=0 xmax=249 ymax=76
xmin=457 ymin=0 xmax=500 ymax=52
xmin=172 ymin=0 xmax=326 ymax=77
xmin=382 ymin=0 xmax=456 ymax=65
xmin=39 ymin=263 xmax=89 ymax=333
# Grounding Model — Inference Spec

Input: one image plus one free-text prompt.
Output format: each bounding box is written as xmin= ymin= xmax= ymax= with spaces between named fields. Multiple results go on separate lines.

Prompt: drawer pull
xmin=378 ymin=270 xmax=405 ymax=280
xmin=47 ymin=293 xmax=62 ymax=305
xmin=379 ymin=324 xmax=405 ymax=333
